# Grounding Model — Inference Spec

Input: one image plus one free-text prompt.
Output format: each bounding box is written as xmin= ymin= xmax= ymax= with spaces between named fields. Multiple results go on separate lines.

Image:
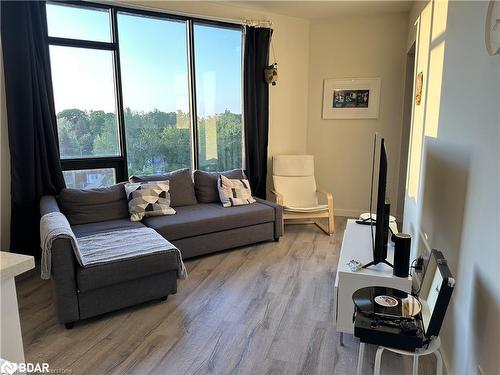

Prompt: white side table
xmin=334 ymin=220 xmax=412 ymax=343
xmin=0 ymin=251 xmax=35 ymax=363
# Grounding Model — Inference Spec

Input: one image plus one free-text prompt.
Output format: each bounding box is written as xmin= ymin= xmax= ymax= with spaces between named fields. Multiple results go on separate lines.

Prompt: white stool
xmin=357 ymin=337 xmax=443 ymax=375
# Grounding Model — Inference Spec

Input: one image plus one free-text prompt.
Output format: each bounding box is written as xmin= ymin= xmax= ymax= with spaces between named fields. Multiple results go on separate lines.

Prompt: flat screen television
xmin=360 ymin=134 xmax=392 ymax=269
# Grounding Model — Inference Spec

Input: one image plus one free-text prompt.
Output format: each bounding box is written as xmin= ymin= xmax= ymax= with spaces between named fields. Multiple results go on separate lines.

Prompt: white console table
xmin=333 ymin=220 xmax=411 ymax=342
xmin=1 ymin=251 xmax=35 ymax=363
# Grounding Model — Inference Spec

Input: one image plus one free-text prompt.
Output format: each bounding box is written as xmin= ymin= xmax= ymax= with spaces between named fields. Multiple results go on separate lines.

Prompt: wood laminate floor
xmin=17 ymin=217 xmax=436 ymax=375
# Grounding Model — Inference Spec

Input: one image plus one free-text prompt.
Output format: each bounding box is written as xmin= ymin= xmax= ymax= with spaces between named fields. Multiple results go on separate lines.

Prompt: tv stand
xmin=333 ymin=219 xmax=411 ymax=345
xmin=362 ymin=259 xmax=393 ymax=269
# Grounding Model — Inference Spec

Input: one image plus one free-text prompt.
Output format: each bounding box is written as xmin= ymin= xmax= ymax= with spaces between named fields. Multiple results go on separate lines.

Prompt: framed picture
xmin=322 ymin=78 xmax=381 ymax=119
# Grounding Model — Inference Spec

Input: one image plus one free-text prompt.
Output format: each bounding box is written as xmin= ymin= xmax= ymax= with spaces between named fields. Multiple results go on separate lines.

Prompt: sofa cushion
xmin=72 ymin=218 xmax=180 ymax=292
xmin=72 ymin=219 xmax=145 ymax=238
xmin=57 ymin=183 xmax=129 ymax=225
xmin=129 ymin=168 xmax=197 ymax=207
xmin=193 ymin=169 xmax=246 ymax=203
xmin=124 ymin=181 xmax=176 ymax=221
xmin=143 ymin=202 xmax=274 ymax=241
xmin=76 ymin=251 xmax=180 ymax=293
xmin=217 ymin=175 xmax=256 ymax=207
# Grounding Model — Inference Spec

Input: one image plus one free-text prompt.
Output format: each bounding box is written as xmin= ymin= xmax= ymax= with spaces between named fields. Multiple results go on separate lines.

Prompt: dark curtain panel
xmin=1 ymin=1 xmax=65 ymax=256
xmin=243 ymin=27 xmax=272 ymax=199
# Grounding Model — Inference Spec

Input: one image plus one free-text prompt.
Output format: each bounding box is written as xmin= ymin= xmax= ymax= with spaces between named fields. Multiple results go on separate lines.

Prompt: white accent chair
xmin=271 ymin=155 xmax=334 ymax=235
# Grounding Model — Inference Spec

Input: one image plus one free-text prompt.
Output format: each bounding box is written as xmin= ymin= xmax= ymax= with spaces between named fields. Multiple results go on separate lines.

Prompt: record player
xmin=352 ymin=250 xmax=454 ymax=352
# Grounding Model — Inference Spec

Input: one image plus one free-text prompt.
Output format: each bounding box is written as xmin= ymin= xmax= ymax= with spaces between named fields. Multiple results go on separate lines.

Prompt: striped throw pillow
xmin=217 ymin=175 xmax=256 ymax=207
xmin=124 ymin=181 xmax=176 ymax=221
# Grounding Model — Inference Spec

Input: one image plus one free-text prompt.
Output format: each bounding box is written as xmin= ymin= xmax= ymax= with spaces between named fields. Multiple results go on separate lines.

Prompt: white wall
xmin=306 ymin=13 xmax=409 ymax=218
xmin=404 ymin=1 xmax=500 ymax=374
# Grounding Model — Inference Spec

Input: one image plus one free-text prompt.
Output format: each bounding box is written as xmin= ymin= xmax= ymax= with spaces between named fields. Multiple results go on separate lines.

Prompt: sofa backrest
xmin=193 ymin=169 xmax=246 ymax=203
xmin=57 ymin=182 xmax=130 ymax=225
xmin=128 ymin=168 xmax=197 ymax=207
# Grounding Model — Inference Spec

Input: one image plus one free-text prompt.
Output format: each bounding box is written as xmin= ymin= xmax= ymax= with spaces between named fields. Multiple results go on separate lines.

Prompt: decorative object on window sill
xmin=485 ymin=0 xmax=500 ymax=56
xmin=322 ymin=77 xmax=381 ymax=119
xmin=264 ymin=32 xmax=278 ymax=86
xmin=415 ymin=72 xmax=423 ymax=105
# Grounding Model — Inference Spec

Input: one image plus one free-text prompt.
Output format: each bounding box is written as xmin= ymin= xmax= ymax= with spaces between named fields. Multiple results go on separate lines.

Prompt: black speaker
xmin=393 ymin=233 xmax=411 ymax=278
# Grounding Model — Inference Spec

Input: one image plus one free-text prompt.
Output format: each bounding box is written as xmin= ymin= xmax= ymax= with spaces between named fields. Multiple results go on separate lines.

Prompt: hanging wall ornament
xmin=264 ymin=63 xmax=278 ymax=86
xmin=264 ymin=32 xmax=278 ymax=86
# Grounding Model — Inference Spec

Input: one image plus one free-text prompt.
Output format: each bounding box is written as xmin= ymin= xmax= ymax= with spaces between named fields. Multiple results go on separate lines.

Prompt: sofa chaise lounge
xmin=40 ymin=169 xmax=283 ymax=328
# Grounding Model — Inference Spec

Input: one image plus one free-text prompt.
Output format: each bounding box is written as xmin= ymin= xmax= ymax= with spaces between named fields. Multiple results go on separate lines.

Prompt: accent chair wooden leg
xmin=328 ymin=211 xmax=335 ymax=235
xmin=314 ymin=220 xmax=331 ymax=236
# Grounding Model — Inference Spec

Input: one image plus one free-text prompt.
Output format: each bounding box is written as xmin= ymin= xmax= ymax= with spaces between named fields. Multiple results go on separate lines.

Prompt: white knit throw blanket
xmin=40 ymin=212 xmax=187 ymax=280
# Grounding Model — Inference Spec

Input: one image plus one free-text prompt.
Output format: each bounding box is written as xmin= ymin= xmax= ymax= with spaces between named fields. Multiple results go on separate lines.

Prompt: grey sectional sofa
xmin=40 ymin=169 xmax=283 ymax=328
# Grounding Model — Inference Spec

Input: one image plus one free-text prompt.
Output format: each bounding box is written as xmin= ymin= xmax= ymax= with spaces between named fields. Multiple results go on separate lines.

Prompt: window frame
xmin=46 ymin=0 xmax=244 ymax=185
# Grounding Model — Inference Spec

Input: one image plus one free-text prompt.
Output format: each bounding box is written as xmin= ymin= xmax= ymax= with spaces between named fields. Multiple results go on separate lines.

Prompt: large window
xmin=50 ymin=46 xmax=120 ymax=159
xmin=46 ymin=2 xmax=243 ymax=188
xmin=118 ymin=12 xmax=192 ymax=176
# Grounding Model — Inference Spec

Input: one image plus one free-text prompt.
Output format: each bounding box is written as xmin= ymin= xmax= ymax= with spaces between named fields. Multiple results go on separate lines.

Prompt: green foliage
xmin=56 ymin=108 xmax=243 ymax=176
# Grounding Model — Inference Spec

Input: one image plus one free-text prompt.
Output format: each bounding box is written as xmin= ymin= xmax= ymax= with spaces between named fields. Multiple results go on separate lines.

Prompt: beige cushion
xmin=284 ymin=204 xmax=329 ymax=213
xmin=273 ymin=155 xmax=320 ymax=208
xmin=273 ymin=155 xmax=315 ymax=177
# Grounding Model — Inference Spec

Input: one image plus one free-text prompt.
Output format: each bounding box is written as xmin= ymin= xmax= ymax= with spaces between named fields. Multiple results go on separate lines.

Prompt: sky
xmin=46 ymin=3 xmax=242 ymax=117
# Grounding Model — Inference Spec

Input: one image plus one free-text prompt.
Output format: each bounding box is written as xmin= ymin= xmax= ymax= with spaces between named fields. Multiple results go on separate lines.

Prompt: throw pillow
xmin=128 ymin=168 xmax=197 ymax=207
xmin=217 ymin=175 xmax=256 ymax=207
xmin=57 ymin=182 xmax=129 ymax=225
xmin=124 ymin=181 xmax=176 ymax=221
xmin=194 ymin=169 xmax=247 ymax=203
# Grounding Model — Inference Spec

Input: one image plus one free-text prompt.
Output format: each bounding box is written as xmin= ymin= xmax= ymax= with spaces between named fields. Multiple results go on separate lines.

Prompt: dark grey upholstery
xmin=78 ymin=271 xmax=177 ymax=320
xmin=143 ymin=202 xmax=274 ymax=241
xmin=255 ymin=197 xmax=283 ymax=239
xmin=172 ymin=223 xmax=275 ymax=259
xmin=76 ymin=252 xmax=180 ymax=292
xmin=72 ymin=219 xmax=145 ymax=238
xmin=40 ymin=195 xmax=179 ymax=325
xmin=40 ymin=180 xmax=283 ymax=326
xmin=193 ymin=169 xmax=246 ymax=203
xmin=57 ymin=183 xmax=129 ymax=225
xmin=129 ymin=168 xmax=197 ymax=207
xmin=40 ymin=196 xmax=79 ymax=324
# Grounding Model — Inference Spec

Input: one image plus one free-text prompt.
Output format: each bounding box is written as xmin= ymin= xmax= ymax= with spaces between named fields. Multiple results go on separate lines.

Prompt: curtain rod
xmin=90 ymin=1 xmax=273 ymax=27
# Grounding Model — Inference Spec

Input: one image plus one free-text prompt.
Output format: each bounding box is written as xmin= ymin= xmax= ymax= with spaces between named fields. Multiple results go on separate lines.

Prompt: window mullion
xmin=187 ymin=19 xmax=199 ymax=171
xmin=110 ymin=7 xmax=128 ymax=182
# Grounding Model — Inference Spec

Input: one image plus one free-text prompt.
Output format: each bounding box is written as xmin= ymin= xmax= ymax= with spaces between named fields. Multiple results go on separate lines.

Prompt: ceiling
xmin=225 ymin=1 xmax=413 ymax=20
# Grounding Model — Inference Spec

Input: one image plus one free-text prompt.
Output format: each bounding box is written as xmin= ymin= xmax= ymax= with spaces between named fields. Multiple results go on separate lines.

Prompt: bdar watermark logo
xmin=0 ymin=359 xmax=51 ymax=374
xmin=0 ymin=361 xmax=18 ymax=375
